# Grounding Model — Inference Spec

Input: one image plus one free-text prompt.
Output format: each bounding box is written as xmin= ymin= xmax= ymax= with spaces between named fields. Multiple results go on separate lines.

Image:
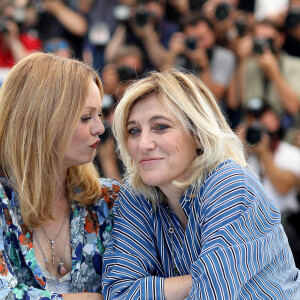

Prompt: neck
xmin=160 ymin=185 xmax=188 ymax=230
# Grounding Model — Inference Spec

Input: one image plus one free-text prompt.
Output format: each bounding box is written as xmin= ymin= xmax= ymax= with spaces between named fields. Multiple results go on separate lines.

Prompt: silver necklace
xmin=41 ymin=210 xmax=68 ymax=268
xmin=34 ymin=224 xmax=69 ymax=276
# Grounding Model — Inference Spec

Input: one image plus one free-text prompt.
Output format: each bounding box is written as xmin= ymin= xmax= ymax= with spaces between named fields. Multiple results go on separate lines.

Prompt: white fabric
xmin=254 ymin=0 xmax=289 ymax=21
xmin=248 ymin=141 xmax=300 ymax=213
xmin=36 ymin=259 xmax=71 ymax=293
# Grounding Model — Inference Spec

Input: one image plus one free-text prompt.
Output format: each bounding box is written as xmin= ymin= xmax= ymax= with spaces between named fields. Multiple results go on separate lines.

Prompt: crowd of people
xmin=0 ymin=0 xmax=300 ymax=299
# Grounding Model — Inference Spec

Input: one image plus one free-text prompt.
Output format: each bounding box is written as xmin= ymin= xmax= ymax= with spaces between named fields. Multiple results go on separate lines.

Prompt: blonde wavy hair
xmin=113 ymin=68 xmax=247 ymax=206
xmin=0 ymin=52 xmax=103 ymax=228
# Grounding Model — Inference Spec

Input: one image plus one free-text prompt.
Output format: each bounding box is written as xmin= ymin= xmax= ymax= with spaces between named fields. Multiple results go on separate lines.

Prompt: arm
xmin=256 ymin=50 xmax=300 ymax=114
xmin=252 ymin=135 xmax=299 ymax=194
xmin=42 ymin=0 xmax=88 ymax=36
xmin=227 ymin=36 xmax=253 ymax=109
xmin=3 ymin=20 xmax=33 ymax=63
xmin=185 ymin=162 xmax=295 ymax=298
xmin=103 ymin=186 xmax=190 ymax=299
xmin=131 ymin=22 xmax=170 ymax=69
xmin=164 ymin=275 xmax=192 ymax=300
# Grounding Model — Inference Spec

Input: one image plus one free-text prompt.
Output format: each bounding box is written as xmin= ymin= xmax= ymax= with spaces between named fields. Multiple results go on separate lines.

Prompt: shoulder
xmin=97 ymin=178 xmax=122 ymax=210
xmin=200 ymin=160 xmax=265 ymax=205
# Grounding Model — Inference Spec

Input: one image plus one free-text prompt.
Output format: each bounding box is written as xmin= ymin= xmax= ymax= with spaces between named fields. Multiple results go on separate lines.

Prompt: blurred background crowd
xmin=0 ymin=0 xmax=300 ymax=266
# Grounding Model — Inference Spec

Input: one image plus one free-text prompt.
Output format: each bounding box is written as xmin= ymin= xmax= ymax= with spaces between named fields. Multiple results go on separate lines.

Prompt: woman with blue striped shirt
xmin=102 ymin=69 xmax=300 ymax=299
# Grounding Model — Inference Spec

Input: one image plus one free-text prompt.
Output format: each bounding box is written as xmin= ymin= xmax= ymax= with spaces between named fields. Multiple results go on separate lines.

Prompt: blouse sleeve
xmin=102 ymin=185 xmax=165 ymax=300
xmin=187 ymin=163 xmax=300 ymax=299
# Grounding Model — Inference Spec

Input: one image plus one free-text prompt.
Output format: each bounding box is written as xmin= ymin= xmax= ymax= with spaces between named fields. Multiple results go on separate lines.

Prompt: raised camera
xmin=253 ymin=37 xmax=275 ymax=55
xmin=185 ymin=37 xmax=197 ymax=50
xmin=215 ymin=2 xmax=231 ymax=21
xmin=246 ymin=124 xmax=262 ymax=145
xmin=117 ymin=65 xmax=137 ymax=82
xmin=285 ymin=7 xmax=300 ymax=29
xmin=135 ymin=7 xmax=148 ymax=27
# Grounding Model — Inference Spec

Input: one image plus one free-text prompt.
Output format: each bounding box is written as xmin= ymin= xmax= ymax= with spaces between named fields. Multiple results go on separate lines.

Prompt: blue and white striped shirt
xmin=103 ymin=160 xmax=300 ymax=299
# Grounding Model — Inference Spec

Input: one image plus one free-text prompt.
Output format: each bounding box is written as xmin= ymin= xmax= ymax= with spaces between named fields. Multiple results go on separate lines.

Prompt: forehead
xmin=84 ymin=81 xmax=102 ymax=109
xmin=255 ymin=24 xmax=277 ymax=37
xmin=128 ymin=94 xmax=175 ymax=120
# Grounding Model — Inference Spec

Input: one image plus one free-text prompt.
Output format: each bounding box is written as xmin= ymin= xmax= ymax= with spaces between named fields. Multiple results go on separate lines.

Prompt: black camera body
xmin=117 ymin=65 xmax=137 ymax=82
xmin=235 ymin=18 xmax=247 ymax=37
xmin=286 ymin=7 xmax=300 ymax=30
xmin=246 ymin=123 xmax=263 ymax=145
xmin=135 ymin=7 xmax=149 ymax=27
xmin=185 ymin=37 xmax=197 ymax=50
xmin=215 ymin=2 xmax=231 ymax=21
xmin=0 ymin=18 xmax=8 ymax=34
xmin=253 ymin=37 xmax=276 ymax=55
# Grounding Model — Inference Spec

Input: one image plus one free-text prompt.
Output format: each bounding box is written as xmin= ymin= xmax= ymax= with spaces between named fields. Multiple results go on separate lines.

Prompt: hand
xmin=42 ymin=0 xmax=64 ymax=14
xmin=2 ymin=19 xmax=20 ymax=41
xmin=252 ymin=133 xmax=271 ymax=157
xmin=234 ymin=36 xmax=252 ymax=60
xmin=187 ymin=47 xmax=210 ymax=71
xmin=254 ymin=48 xmax=280 ymax=79
xmin=168 ymin=32 xmax=186 ymax=56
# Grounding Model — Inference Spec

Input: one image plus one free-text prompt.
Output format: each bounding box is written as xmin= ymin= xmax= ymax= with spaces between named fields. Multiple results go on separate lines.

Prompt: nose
xmin=139 ymin=130 xmax=155 ymax=152
xmin=92 ymin=118 xmax=105 ymax=137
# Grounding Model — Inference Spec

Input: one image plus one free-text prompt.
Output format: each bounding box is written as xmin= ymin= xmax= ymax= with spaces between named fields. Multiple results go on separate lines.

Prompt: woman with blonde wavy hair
xmin=103 ymin=68 xmax=300 ymax=299
xmin=0 ymin=52 xmax=121 ymax=299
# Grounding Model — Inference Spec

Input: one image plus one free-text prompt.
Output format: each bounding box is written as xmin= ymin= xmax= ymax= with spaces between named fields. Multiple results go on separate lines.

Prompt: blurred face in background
xmin=184 ymin=21 xmax=216 ymax=49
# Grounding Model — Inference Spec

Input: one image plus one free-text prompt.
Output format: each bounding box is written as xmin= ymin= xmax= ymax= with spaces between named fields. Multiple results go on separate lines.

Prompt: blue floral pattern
xmin=0 ymin=174 xmax=121 ymax=299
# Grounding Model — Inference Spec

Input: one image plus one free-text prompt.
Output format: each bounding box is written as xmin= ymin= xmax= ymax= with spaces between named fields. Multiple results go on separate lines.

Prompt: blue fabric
xmin=103 ymin=160 xmax=300 ymax=299
xmin=0 ymin=174 xmax=121 ymax=299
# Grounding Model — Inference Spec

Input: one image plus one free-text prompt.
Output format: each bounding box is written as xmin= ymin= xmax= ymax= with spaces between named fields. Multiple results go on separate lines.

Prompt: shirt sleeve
xmin=102 ymin=185 xmax=165 ymax=300
xmin=187 ymin=163 xmax=300 ymax=299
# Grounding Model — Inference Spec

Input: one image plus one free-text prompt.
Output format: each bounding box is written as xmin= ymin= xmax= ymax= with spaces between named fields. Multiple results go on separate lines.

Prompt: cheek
xmin=127 ymin=140 xmax=136 ymax=160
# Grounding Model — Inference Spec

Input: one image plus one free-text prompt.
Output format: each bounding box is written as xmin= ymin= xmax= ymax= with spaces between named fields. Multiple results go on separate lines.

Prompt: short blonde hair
xmin=113 ymin=68 xmax=246 ymax=206
xmin=0 ymin=52 xmax=103 ymax=228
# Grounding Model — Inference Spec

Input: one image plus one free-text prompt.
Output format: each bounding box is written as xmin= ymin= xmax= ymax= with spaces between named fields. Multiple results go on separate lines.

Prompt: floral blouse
xmin=0 ymin=174 xmax=121 ymax=299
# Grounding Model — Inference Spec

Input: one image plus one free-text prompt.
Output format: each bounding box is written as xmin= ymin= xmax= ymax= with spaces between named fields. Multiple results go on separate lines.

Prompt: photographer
xmin=164 ymin=11 xmax=236 ymax=102
xmin=105 ymin=0 xmax=179 ymax=70
xmin=228 ymin=19 xmax=300 ymax=138
xmin=0 ymin=0 xmax=41 ymax=67
xmin=35 ymin=0 xmax=89 ymax=60
xmin=238 ymin=100 xmax=300 ymax=266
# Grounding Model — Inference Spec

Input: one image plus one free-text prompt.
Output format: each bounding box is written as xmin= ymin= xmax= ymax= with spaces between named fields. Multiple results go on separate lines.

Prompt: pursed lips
xmin=90 ymin=139 xmax=100 ymax=149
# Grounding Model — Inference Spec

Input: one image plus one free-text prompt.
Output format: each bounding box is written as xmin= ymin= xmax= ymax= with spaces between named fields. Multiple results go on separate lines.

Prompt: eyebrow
xmin=84 ymin=106 xmax=102 ymax=111
xmin=126 ymin=115 xmax=173 ymax=126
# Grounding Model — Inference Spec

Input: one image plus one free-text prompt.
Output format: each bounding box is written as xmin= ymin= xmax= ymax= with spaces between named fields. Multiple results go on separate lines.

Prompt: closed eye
xmin=81 ymin=116 xmax=92 ymax=122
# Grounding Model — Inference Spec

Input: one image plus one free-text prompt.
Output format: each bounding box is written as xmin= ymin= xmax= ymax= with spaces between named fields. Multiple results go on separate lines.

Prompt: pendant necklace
xmin=34 ymin=224 xmax=68 ymax=276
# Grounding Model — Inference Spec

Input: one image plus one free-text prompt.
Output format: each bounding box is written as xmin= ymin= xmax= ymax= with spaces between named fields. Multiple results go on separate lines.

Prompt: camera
xmin=246 ymin=123 xmax=263 ymax=145
xmin=253 ymin=37 xmax=276 ymax=55
xmin=185 ymin=37 xmax=197 ymax=50
xmin=117 ymin=65 xmax=137 ymax=82
xmin=285 ymin=6 xmax=300 ymax=30
xmin=0 ymin=18 xmax=8 ymax=34
xmin=235 ymin=18 xmax=247 ymax=37
xmin=215 ymin=2 xmax=231 ymax=21
xmin=135 ymin=6 xmax=149 ymax=27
